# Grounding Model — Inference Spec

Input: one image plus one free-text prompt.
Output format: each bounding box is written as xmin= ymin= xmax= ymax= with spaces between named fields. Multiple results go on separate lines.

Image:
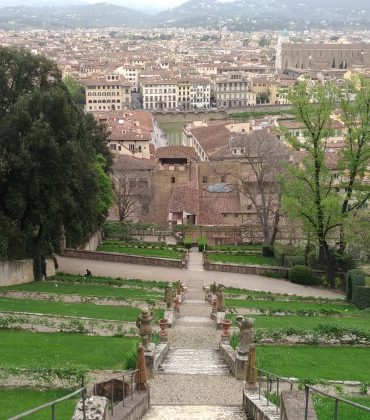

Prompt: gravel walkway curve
xmin=58 ymin=248 xmax=343 ymax=299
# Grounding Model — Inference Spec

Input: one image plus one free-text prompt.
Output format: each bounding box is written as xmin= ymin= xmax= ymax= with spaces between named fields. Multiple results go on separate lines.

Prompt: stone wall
xmin=243 ymin=389 xmax=279 ymax=420
xmin=204 ymin=260 xmax=288 ymax=277
xmin=61 ymin=248 xmax=186 ymax=269
xmin=219 ymin=342 xmax=236 ymax=375
xmin=0 ymin=259 xmax=56 ymax=287
xmin=81 ymin=231 xmax=103 ymax=251
xmin=280 ymin=390 xmax=317 ymax=420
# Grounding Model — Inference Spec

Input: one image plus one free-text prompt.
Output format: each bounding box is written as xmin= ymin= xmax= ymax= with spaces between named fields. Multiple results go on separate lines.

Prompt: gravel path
xmin=58 ymin=250 xmax=343 ymax=299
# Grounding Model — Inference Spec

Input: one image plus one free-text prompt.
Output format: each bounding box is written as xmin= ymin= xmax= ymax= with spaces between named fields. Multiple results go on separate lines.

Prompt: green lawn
xmin=313 ymin=394 xmax=370 ymax=420
xmin=224 ymin=287 xmax=345 ymax=303
xmin=257 ymin=345 xmax=370 ymax=382
xmin=97 ymin=243 xmax=183 ymax=260
xmin=239 ymin=314 xmax=370 ymax=332
xmin=208 ymin=253 xmax=277 ymax=266
xmin=207 ymin=244 xmax=262 ymax=252
xmin=225 ymin=298 xmax=360 ymax=314
xmin=0 ymin=296 xmax=164 ymax=322
xmin=52 ymin=273 xmax=169 ymax=289
xmin=0 ymin=330 xmax=136 ymax=370
xmin=0 ymin=281 xmax=163 ymax=301
xmin=366 ymin=276 xmax=370 ymax=286
xmin=0 ymin=388 xmax=78 ymax=420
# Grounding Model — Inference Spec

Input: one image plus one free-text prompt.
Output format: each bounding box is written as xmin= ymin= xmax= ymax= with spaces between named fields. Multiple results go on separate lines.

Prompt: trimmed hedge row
xmin=352 ymin=286 xmax=370 ymax=309
xmin=346 ymin=269 xmax=366 ymax=301
xmin=288 ymin=265 xmax=317 ymax=286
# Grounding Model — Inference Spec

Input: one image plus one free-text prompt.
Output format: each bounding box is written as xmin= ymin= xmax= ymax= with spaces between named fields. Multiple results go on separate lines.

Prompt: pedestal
xmin=144 ymin=345 xmax=155 ymax=379
xmin=235 ymin=353 xmax=248 ymax=380
xmin=216 ymin=312 xmax=225 ymax=330
xmin=164 ymin=309 xmax=174 ymax=328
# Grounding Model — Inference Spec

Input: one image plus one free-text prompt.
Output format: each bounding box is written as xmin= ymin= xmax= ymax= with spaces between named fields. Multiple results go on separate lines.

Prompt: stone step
xmin=143 ymin=405 xmax=248 ymax=419
xmin=158 ymin=348 xmax=230 ymax=375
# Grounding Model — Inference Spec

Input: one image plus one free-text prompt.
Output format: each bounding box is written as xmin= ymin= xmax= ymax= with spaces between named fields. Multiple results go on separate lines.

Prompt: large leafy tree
xmin=282 ymin=80 xmax=369 ymax=285
xmin=0 ymin=47 xmax=112 ymax=279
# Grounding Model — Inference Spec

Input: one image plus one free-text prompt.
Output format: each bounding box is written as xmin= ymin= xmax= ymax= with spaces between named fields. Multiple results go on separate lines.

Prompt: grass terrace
xmin=207 ymin=244 xmax=262 ymax=252
xmin=0 ymin=388 xmax=78 ymax=420
xmin=313 ymin=395 xmax=370 ymax=420
xmin=50 ymin=273 xmax=169 ymax=289
xmin=257 ymin=345 xmax=370 ymax=383
xmin=208 ymin=253 xmax=277 ymax=266
xmin=0 ymin=330 xmax=137 ymax=370
xmin=97 ymin=241 xmax=184 ymax=260
xmin=225 ymin=297 xmax=360 ymax=315
xmin=0 ymin=296 xmax=164 ymax=322
xmin=0 ymin=281 xmax=164 ymax=301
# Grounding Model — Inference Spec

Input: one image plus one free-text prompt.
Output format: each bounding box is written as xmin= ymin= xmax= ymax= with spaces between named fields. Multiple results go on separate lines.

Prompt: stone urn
xmin=174 ymin=296 xmax=180 ymax=313
xmin=159 ymin=318 xmax=168 ymax=342
xmin=221 ymin=319 xmax=232 ymax=340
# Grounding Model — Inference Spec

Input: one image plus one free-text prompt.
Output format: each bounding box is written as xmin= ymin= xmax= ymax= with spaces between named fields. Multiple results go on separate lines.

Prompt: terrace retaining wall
xmin=204 ymin=260 xmax=288 ymax=277
xmin=61 ymin=248 xmax=186 ymax=269
xmin=0 ymin=259 xmax=56 ymax=286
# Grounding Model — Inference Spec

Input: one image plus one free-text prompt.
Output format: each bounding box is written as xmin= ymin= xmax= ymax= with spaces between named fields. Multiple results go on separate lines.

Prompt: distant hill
xmin=0 ymin=0 xmax=369 ymax=30
xmin=155 ymin=0 xmax=370 ymax=30
xmin=0 ymin=3 xmax=149 ymax=30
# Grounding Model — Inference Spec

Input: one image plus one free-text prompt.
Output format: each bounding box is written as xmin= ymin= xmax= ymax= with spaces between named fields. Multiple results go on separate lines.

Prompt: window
xmin=221 ymin=175 xmax=226 ymax=183
xmin=171 ymin=177 xmax=175 ymax=184
xmin=129 ymin=144 xmax=135 ymax=151
xmin=129 ymin=179 xmax=136 ymax=188
xmin=202 ymin=176 xmax=208 ymax=184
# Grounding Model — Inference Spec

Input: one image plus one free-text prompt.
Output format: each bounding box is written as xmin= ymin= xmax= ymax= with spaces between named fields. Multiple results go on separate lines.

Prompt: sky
xmin=0 ymin=0 xmax=189 ymax=11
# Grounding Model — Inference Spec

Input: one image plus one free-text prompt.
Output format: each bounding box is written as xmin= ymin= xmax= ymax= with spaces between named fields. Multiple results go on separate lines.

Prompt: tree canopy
xmin=0 ymin=46 xmax=113 ymax=278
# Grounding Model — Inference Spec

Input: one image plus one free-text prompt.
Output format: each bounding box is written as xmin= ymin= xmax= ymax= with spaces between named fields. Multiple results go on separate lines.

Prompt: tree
xmin=337 ymin=76 xmax=370 ymax=254
xmin=112 ymin=161 xmax=141 ymax=222
xmin=211 ymin=130 xmax=289 ymax=245
xmin=63 ymin=75 xmax=86 ymax=107
xmin=0 ymin=47 xmax=112 ymax=279
xmin=282 ymin=80 xmax=369 ymax=285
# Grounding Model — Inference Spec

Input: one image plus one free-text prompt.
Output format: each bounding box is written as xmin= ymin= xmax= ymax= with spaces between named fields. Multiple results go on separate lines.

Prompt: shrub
xmin=307 ymin=253 xmax=320 ymax=269
xmin=352 ymin=286 xmax=370 ymax=309
xmin=288 ymin=265 xmax=317 ymax=286
xmin=292 ymin=256 xmax=305 ymax=266
xmin=183 ymin=237 xmax=192 ymax=249
xmin=335 ymin=252 xmax=356 ymax=272
xmin=346 ymin=269 xmax=366 ymax=301
xmin=197 ymin=237 xmax=208 ymax=252
xmin=262 ymin=243 xmax=274 ymax=257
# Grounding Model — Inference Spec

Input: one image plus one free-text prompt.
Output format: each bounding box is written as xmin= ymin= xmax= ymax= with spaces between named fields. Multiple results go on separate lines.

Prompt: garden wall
xmin=61 ymin=248 xmax=186 ymax=269
xmin=204 ymin=260 xmax=288 ymax=277
xmin=0 ymin=259 xmax=56 ymax=286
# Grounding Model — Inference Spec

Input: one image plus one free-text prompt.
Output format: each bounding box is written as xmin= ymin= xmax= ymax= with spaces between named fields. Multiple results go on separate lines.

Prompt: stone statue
xmin=136 ymin=307 xmax=154 ymax=351
xmin=164 ymin=283 xmax=174 ymax=309
xmin=216 ymin=284 xmax=225 ymax=312
xmin=236 ymin=316 xmax=254 ymax=356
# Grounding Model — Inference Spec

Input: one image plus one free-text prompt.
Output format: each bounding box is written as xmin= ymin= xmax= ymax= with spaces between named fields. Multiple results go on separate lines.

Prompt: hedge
xmin=183 ymin=237 xmax=193 ymax=250
xmin=197 ymin=237 xmax=208 ymax=252
xmin=288 ymin=265 xmax=317 ymax=286
xmin=262 ymin=243 xmax=274 ymax=257
xmin=346 ymin=269 xmax=366 ymax=301
xmin=352 ymin=286 xmax=370 ymax=309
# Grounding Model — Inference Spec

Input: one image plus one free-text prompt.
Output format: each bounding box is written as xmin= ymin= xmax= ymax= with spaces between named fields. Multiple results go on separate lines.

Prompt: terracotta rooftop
xmin=155 ymin=146 xmax=196 ymax=160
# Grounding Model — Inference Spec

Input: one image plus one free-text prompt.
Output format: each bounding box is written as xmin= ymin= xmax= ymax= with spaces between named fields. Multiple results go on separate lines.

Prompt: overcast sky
xmin=0 ymin=0 xmax=189 ymax=11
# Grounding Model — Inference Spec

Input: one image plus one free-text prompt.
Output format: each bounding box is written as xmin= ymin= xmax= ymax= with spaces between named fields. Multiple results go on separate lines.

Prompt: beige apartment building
xmin=85 ymin=74 xmax=132 ymax=112
xmin=214 ymin=73 xmax=256 ymax=108
xmin=141 ymin=79 xmax=178 ymax=110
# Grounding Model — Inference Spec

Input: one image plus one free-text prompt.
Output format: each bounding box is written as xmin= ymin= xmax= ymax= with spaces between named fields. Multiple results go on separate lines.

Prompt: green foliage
xmin=197 ymin=237 xmax=208 ymax=252
xmin=123 ymin=342 xmax=138 ymax=370
xmin=97 ymin=242 xmax=184 ymax=260
xmin=352 ymin=286 xmax=370 ymax=309
xmin=347 ymin=269 xmax=366 ymax=301
xmin=288 ymin=265 xmax=317 ymax=286
xmin=183 ymin=237 xmax=192 ymax=249
xmin=95 ymin=154 xmax=114 ymax=216
xmin=208 ymin=253 xmax=277 ymax=266
xmin=0 ymin=47 xmax=111 ymax=278
xmin=63 ymin=75 xmax=85 ymax=106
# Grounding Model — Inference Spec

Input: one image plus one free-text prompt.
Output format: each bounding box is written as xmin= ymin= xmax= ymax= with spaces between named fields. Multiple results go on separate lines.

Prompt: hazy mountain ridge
xmin=0 ymin=0 xmax=369 ymax=30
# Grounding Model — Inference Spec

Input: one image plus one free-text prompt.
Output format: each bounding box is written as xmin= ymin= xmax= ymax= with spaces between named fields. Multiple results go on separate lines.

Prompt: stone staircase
xmin=142 ymin=249 xmax=248 ymax=419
